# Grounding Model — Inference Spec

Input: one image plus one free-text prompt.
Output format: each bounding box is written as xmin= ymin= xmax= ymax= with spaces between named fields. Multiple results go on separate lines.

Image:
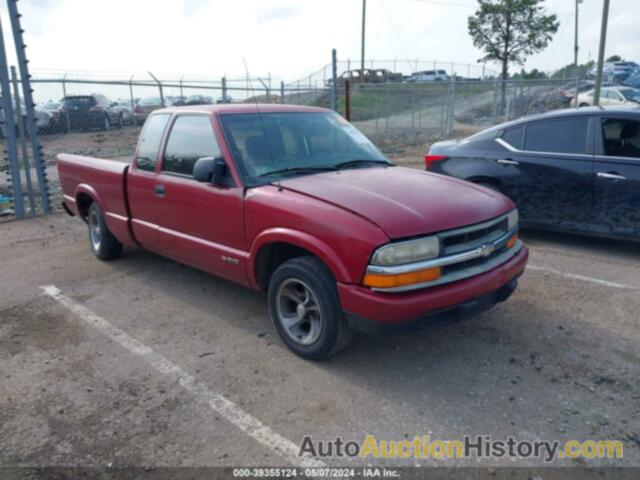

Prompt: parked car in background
xmin=57 ymin=104 xmax=527 ymax=359
xmin=328 ymin=68 xmax=403 ymax=87
xmin=42 ymin=101 xmax=66 ymax=133
xmin=112 ymin=99 xmax=134 ymax=125
xmin=405 ymin=70 xmax=449 ymax=83
xmin=623 ymin=73 xmax=640 ymax=89
xmin=185 ymin=95 xmax=214 ymax=106
xmin=557 ymin=80 xmax=616 ymax=107
xmin=589 ymin=61 xmax=639 ymax=82
xmin=426 ymin=107 xmax=640 ymax=241
xmin=576 ymin=86 xmax=640 ymax=107
xmin=133 ymin=97 xmax=165 ymax=125
xmin=0 ymin=97 xmax=53 ymax=137
xmin=166 ymin=95 xmax=187 ymax=106
xmin=61 ymin=94 xmax=123 ymax=131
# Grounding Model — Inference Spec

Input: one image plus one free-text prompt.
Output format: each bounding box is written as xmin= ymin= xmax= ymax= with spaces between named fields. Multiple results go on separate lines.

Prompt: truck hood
xmin=277 ymin=167 xmax=514 ymax=239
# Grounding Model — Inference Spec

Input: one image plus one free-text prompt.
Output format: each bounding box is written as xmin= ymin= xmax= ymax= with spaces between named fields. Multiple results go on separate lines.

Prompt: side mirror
xmin=193 ymin=156 xmax=227 ymax=185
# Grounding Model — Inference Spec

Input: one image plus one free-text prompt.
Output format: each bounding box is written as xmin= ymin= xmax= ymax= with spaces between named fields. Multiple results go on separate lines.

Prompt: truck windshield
xmin=219 ymin=112 xmax=390 ymax=184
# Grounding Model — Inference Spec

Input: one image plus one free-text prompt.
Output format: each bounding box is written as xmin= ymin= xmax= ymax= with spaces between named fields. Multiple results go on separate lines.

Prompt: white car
xmin=405 ymin=69 xmax=449 ymax=83
xmin=576 ymin=86 xmax=640 ymax=107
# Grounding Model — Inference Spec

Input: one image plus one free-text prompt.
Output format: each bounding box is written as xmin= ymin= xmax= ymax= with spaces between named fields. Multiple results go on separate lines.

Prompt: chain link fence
xmin=1 ymin=68 xmax=584 ymax=220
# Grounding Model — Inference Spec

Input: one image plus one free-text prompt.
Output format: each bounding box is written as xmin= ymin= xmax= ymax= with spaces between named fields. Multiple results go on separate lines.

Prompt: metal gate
xmin=0 ymin=0 xmax=50 ymax=221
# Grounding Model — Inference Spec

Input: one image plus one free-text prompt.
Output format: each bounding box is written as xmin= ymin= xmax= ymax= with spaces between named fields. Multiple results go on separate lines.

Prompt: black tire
xmin=578 ymin=103 xmax=589 ymax=108
xmin=268 ymin=256 xmax=353 ymax=360
xmin=87 ymin=203 xmax=122 ymax=260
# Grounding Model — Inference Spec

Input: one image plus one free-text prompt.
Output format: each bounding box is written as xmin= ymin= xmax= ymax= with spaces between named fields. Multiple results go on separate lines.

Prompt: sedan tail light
xmin=424 ymin=154 xmax=447 ymax=170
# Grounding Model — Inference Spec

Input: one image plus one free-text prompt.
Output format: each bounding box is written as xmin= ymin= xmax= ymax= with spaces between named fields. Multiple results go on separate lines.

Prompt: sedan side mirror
xmin=193 ymin=156 xmax=227 ymax=185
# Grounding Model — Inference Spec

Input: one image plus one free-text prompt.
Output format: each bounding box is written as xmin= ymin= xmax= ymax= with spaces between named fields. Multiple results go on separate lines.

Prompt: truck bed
xmin=57 ymin=154 xmax=135 ymax=246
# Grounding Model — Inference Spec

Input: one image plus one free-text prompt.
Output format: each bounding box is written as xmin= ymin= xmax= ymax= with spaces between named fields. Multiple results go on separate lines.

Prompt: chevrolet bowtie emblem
xmin=480 ymin=243 xmax=495 ymax=257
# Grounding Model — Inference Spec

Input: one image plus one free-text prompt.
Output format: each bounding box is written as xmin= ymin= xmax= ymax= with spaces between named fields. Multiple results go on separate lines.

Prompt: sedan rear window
xmin=524 ymin=118 xmax=589 ymax=155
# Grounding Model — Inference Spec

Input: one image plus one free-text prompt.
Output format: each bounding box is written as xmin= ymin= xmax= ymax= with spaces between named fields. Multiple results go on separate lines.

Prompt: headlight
xmin=371 ymin=236 xmax=440 ymax=266
xmin=507 ymin=209 xmax=519 ymax=230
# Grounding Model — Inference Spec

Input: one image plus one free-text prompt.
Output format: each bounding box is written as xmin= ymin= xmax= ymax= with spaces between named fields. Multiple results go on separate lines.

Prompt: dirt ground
xmin=1 ymin=212 xmax=639 ymax=473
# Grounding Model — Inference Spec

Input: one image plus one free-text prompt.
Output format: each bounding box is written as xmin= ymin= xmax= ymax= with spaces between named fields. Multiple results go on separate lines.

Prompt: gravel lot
xmin=1 ymin=212 xmax=639 ymax=474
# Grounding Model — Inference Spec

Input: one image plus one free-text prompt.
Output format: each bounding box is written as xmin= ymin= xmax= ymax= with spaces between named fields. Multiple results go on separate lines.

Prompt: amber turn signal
xmin=363 ymin=267 xmax=442 ymax=289
xmin=506 ymin=235 xmax=518 ymax=249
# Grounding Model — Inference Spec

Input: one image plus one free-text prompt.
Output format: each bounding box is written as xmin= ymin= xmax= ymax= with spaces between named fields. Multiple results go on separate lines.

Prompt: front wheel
xmin=268 ymin=256 xmax=353 ymax=360
xmin=87 ymin=203 xmax=122 ymax=260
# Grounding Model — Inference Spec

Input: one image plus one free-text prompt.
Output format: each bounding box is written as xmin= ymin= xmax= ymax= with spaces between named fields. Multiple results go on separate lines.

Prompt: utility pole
xmin=574 ymin=0 xmax=582 ymax=66
xmin=593 ymin=0 xmax=610 ymax=107
xmin=361 ymin=0 xmax=366 ymax=75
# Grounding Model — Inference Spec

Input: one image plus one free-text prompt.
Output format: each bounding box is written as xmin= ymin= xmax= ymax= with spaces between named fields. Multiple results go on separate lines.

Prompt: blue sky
xmin=0 ymin=0 xmax=636 ymax=81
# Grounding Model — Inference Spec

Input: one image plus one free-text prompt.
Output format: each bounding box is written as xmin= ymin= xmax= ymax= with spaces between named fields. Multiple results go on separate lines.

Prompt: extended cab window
xmin=524 ymin=118 xmax=589 ymax=155
xmin=163 ymin=115 xmax=221 ymax=176
xmin=602 ymin=118 xmax=640 ymax=158
xmin=136 ymin=114 xmax=170 ymax=171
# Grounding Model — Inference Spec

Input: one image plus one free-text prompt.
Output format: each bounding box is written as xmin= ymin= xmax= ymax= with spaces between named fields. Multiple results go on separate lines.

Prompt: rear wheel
xmin=116 ymin=113 xmax=123 ymax=129
xmin=87 ymin=203 xmax=122 ymax=260
xmin=578 ymin=103 xmax=590 ymax=108
xmin=268 ymin=256 xmax=353 ymax=360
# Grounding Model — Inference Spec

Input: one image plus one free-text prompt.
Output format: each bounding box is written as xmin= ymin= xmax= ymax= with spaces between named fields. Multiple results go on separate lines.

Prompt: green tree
xmin=468 ymin=0 xmax=559 ymax=111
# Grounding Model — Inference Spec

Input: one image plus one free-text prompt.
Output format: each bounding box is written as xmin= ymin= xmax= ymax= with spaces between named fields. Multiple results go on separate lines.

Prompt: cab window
xmin=162 ymin=115 xmax=222 ymax=176
xmin=136 ymin=114 xmax=170 ymax=171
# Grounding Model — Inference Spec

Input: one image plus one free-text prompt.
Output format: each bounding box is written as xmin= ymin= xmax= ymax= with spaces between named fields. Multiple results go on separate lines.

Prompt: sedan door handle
xmin=597 ymin=172 xmax=626 ymax=181
xmin=154 ymin=185 xmax=166 ymax=198
xmin=496 ymin=159 xmax=519 ymax=166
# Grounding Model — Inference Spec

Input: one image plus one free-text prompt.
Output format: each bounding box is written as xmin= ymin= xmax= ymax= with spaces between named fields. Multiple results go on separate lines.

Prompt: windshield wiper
xmin=258 ymin=166 xmax=338 ymax=177
xmin=333 ymin=159 xmax=393 ymax=169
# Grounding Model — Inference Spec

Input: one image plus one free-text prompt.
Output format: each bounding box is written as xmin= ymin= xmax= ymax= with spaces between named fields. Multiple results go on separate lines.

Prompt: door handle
xmin=154 ymin=185 xmax=166 ymax=197
xmin=597 ymin=172 xmax=626 ymax=181
xmin=496 ymin=159 xmax=519 ymax=166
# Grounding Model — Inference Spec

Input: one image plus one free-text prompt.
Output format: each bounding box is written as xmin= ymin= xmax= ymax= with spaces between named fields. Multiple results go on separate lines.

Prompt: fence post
xmin=62 ymin=74 xmax=71 ymax=133
xmin=0 ymin=18 xmax=24 ymax=218
xmin=5 ymin=4 xmax=49 ymax=214
xmin=280 ymin=81 xmax=285 ymax=104
xmin=179 ymin=75 xmax=184 ymax=101
xmin=148 ymin=71 xmax=164 ymax=105
xmin=331 ymin=49 xmax=338 ymax=112
xmin=11 ymin=65 xmax=35 ymax=215
xmin=129 ymin=75 xmax=135 ymax=116
xmin=448 ymin=76 xmax=456 ymax=135
xmin=221 ymin=76 xmax=227 ymax=103
xmin=344 ymin=80 xmax=351 ymax=121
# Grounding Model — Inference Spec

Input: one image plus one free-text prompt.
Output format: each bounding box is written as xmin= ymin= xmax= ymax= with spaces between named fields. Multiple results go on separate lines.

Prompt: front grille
xmin=439 ymin=216 xmax=509 ymax=256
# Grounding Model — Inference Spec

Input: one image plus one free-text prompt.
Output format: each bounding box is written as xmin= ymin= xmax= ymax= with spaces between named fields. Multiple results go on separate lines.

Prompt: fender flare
xmin=74 ymin=183 xmax=104 ymax=219
xmin=247 ymin=228 xmax=352 ymax=288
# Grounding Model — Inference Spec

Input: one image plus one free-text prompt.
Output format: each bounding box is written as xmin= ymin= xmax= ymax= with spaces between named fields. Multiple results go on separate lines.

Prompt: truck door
xmin=154 ymin=114 xmax=247 ymax=284
xmin=127 ymin=113 xmax=171 ymax=250
xmin=592 ymin=116 xmax=640 ymax=239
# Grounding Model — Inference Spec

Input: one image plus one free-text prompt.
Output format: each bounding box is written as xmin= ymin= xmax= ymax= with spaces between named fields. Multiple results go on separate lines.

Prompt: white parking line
xmin=527 ymin=265 xmax=639 ymax=290
xmin=40 ymin=285 xmax=324 ymax=468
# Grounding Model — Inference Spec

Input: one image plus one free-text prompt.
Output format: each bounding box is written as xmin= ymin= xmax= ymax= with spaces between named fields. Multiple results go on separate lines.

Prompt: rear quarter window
xmin=136 ymin=114 xmax=171 ymax=171
xmin=501 ymin=126 xmax=524 ymax=150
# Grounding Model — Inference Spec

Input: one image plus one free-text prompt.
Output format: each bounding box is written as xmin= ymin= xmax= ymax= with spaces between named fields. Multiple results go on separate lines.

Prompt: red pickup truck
xmin=57 ymin=104 xmax=528 ymax=359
